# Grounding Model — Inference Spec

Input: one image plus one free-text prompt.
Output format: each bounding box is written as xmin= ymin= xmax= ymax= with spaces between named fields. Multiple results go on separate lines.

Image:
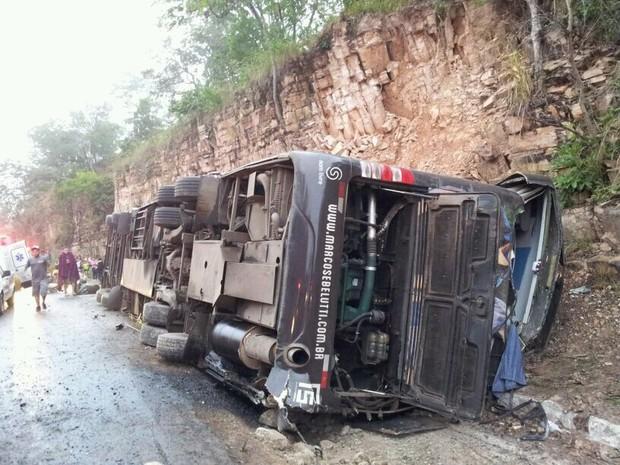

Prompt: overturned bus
xmin=114 ymin=151 xmax=563 ymax=420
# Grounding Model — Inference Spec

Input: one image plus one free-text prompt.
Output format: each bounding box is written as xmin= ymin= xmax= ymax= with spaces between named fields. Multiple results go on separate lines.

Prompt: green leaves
xmin=30 ymin=106 xmax=121 ymax=180
xmin=126 ymin=98 xmax=164 ymax=146
xmin=170 ymin=85 xmax=224 ymax=116
xmin=575 ymin=0 xmax=620 ymax=43
xmin=6 ymin=107 xmax=122 ymax=249
xmin=159 ymin=0 xmax=342 ymax=117
xmin=52 ymin=171 xmax=115 ymax=250
xmin=553 ymin=107 xmax=620 ymax=206
xmin=56 ymin=171 xmax=113 ymax=204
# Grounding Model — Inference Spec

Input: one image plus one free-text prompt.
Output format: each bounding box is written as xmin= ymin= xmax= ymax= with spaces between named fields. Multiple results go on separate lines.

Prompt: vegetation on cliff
xmin=152 ymin=0 xmax=344 ymax=121
xmin=2 ymin=0 xmax=619 ymax=250
xmin=135 ymin=0 xmax=619 ymax=204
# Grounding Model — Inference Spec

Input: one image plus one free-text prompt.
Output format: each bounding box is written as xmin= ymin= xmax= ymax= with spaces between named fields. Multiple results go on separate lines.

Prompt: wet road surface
xmin=0 ymin=291 xmax=265 ymax=465
xmin=0 ymin=290 xmax=604 ymax=465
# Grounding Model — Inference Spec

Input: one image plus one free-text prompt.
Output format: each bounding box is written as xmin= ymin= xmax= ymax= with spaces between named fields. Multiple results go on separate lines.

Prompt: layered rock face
xmin=114 ymin=1 xmax=616 ymax=211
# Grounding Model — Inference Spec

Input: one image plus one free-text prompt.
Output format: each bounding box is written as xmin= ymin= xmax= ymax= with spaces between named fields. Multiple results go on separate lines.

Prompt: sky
xmin=0 ymin=0 xmax=168 ymax=163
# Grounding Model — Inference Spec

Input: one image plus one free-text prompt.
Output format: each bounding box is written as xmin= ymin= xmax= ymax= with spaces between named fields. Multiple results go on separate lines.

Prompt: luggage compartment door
xmin=402 ymin=193 xmax=499 ymax=419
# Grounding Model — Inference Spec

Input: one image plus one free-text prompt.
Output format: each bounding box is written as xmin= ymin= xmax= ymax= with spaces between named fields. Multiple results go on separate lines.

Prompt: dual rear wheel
xmin=140 ymin=301 xmax=189 ymax=362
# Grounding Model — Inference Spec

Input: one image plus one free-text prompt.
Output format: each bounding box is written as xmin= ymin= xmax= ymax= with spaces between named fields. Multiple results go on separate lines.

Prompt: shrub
xmin=501 ymin=50 xmax=533 ymax=114
xmin=170 ymin=86 xmax=225 ymax=117
xmin=553 ymin=107 xmax=620 ymax=205
xmin=575 ymin=0 xmax=620 ymax=43
xmin=552 ymin=136 xmax=607 ymax=204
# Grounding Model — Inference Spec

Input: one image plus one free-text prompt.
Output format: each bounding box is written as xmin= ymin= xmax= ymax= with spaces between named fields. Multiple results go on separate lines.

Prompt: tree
xmin=30 ymin=106 xmax=122 ymax=180
xmin=5 ymin=107 xmax=121 ymax=251
xmin=188 ymin=0 xmax=342 ymax=124
xmin=54 ymin=171 xmax=115 ymax=252
xmin=127 ymin=98 xmax=163 ymax=143
xmin=524 ymin=0 xmax=543 ymax=93
xmin=562 ymin=0 xmax=597 ymax=135
xmin=155 ymin=0 xmax=342 ymax=118
xmin=0 ymin=161 xmax=29 ymax=220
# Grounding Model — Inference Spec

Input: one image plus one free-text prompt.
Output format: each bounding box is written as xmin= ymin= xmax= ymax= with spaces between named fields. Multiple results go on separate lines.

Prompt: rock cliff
xmin=114 ymin=1 xmax=617 ymax=211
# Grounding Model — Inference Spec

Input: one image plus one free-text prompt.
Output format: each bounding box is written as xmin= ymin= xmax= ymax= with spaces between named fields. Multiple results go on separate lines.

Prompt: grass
xmin=591 ymin=265 xmax=620 ymax=289
xmin=500 ymin=50 xmax=533 ymax=114
xmin=344 ymin=0 xmax=411 ymax=16
xmin=109 ymin=125 xmax=181 ymax=172
xmin=565 ymin=237 xmax=594 ymax=256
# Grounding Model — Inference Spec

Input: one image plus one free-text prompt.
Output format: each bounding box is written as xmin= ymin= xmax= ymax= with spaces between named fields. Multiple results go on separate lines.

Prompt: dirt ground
xmin=0 ymin=288 xmax=615 ymax=465
xmin=524 ymin=264 xmax=620 ymax=424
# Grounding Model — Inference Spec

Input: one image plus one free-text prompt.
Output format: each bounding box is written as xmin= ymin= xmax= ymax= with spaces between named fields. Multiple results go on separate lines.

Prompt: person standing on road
xmin=25 ymin=245 xmax=50 ymax=312
xmin=93 ymin=257 xmax=103 ymax=281
xmin=58 ymin=247 xmax=80 ymax=296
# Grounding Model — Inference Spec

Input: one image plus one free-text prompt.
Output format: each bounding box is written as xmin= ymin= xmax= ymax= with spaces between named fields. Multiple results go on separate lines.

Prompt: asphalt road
xmin=0 ymin=290 xmax=266 ymax=465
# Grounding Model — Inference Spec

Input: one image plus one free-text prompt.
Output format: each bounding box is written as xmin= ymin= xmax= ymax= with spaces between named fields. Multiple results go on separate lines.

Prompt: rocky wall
xmin=114 ymin=1 xmax=617 ymax=211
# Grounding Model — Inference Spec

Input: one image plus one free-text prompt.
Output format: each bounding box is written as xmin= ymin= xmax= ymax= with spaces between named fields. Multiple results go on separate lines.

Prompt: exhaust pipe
xmin=211 ymin=320 xmax=276 ymax=370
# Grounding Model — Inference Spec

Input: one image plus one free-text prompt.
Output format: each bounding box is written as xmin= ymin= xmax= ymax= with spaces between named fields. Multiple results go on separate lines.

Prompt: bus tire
xmin=143 ymin=301 xmax=171 ymax=327
xmin=174 ymin=176 xmax=201 ymax=202
xmin=140 ymin=324 xmax=167 ymax=347
xmin=156 ymin=333 xmax=189 ymax=362
xmin=153 ymin=207 xmax=182 ymax=229
xmin=156 ymin=185 xmax=179 ymax=207
xmin=104 ymin=285 xmax=122 ymax=311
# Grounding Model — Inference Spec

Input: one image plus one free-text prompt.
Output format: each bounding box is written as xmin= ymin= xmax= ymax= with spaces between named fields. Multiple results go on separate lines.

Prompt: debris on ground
xmin=79 ymin=281 xmax=101 ymax=295
xmin=5 ymin=292 xmax=609 ymax=465
xmin=526 ymin=265 xmax=620 ymax=424
xmin=115 ymin=323 xmax=124 ymax=330
xmin=290 ymin=442 xmax=318 ymax=465
xmin=258 ymin=409 xmax=279 ymax=429
xmin=254 ymin=427 xmax=290 ymax=451
xmin=352 ymin=411 xmax=450 ymax=436
xmin=569 ymin=285 xmax=591 ymax=296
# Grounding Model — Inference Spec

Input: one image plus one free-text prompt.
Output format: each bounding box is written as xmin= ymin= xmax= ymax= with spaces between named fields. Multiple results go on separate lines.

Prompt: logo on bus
xmin=325 ymin=166 xmax=343 ymax=181
xmin=293 ymin=382 xmax=321 ymax=406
